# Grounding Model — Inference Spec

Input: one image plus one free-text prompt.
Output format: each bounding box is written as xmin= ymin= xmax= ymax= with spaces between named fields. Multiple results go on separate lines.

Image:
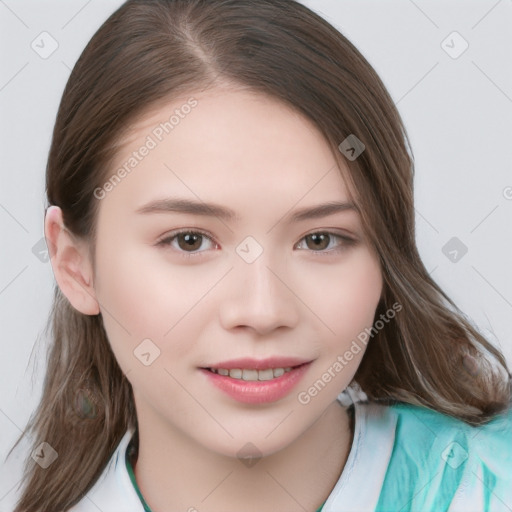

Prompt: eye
xmin=156 ymin=229 xmax=355 ymax=258
xmin=156 ymin=230 xmax=218 ymax=255
xmin=294 ymin=232 xmax=355 ymax=253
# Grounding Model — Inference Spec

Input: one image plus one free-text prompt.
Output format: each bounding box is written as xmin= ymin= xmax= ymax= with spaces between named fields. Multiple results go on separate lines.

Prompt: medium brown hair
xmin=12 ymin=0 xmax=510 ymax=510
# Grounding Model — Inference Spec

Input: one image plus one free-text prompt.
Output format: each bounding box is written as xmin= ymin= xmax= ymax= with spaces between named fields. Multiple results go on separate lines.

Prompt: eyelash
xmin=156 ymin=229 xmax=356 ymax=259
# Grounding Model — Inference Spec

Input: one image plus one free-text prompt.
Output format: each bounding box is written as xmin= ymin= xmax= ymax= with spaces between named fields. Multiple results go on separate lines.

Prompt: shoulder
xmin=367 ymin=400 xmax=512 ymax=512
xmin=386 ymin=400 xmax=512 ymax=471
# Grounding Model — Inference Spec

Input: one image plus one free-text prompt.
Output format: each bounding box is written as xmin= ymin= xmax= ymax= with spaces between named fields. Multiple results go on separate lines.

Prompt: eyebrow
xmin=136 ymin=198 xmax=239 ymax=221
xmin=135 ymin=198 xmax=358 ymax=223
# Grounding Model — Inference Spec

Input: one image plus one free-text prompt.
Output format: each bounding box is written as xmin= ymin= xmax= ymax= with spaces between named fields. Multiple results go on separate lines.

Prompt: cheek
xmin=302 ymin=249 xmax=382 ymax=347
xmin=93 ymin=245 xmax=220 ymax=369
xmin=295 ymin=250 xmax=382 ymax=405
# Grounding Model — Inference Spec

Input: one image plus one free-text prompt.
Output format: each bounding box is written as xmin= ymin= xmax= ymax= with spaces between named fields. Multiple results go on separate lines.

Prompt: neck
xmin=132 ymin=399 xmax=353 ymax=512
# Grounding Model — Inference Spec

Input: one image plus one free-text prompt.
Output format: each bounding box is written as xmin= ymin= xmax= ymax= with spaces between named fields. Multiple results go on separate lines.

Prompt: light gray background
xmin=1 ymin=0 xmax=511 ymax=508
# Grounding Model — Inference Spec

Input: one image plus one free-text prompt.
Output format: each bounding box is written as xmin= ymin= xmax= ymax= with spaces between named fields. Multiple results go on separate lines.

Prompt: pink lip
xmin=200 ymin=359 xmax=313 ymax=404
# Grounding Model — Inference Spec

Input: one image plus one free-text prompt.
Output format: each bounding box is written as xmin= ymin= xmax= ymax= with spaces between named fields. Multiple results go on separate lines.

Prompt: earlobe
xmin=44 ymin=206 xmax=100 ymax=316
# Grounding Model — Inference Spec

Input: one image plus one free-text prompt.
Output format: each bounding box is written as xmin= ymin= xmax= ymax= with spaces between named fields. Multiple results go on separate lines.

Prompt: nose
xmin=218 ymin=254 xmax=300 ymax=336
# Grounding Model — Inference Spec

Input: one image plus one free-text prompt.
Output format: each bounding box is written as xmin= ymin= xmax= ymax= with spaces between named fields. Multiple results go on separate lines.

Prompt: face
xmin=91 ymin=87 xmax=382 ymax=457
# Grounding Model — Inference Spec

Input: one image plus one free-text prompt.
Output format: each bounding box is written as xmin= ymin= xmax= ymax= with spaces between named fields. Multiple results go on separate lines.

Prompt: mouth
xmin=199 ymin=359 xmax=313 ymax=404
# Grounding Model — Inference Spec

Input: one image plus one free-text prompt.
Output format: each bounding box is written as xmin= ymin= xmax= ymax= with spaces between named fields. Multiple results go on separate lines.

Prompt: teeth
xmin=229 ymin=369 xmax=242 ymax=379
xmin=210 ymin=367 xmax=295 ymax=381
xmin=273 ymin=368 xmax=284 ymax=378
xmin=242 ymin=369 xmax=259 ymax=381
xmin=257 ymin=368 xmax=274 ymax=381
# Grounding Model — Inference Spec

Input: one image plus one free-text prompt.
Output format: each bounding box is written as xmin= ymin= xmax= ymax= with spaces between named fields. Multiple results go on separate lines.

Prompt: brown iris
xmin=176 ymin=232 xmax=203 ymax=251
xmin=304 ymin=233 xmax=331 ymax=251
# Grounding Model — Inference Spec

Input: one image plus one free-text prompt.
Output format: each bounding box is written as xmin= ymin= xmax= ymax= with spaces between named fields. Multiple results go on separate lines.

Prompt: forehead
xmin=100 ymin=87 xmax=356 ymax=219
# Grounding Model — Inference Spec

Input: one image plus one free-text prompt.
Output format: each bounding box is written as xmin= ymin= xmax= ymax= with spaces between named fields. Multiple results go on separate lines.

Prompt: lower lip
xmin=200 ymin=363 xmax=311 ymax=404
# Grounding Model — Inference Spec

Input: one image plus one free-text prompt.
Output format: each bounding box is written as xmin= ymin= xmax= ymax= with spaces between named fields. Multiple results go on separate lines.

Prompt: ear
xmin=44 ymin=206 xmax=100 ymax=315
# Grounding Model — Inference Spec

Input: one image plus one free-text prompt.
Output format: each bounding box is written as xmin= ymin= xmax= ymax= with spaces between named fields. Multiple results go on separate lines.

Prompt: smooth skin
xmin=45 ymin=86 xmax=383 ymax=512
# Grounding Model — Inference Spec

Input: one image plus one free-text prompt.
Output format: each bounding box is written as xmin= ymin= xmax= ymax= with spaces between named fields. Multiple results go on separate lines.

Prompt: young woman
xmin=12 ymin=0 xmax=511 ymax=511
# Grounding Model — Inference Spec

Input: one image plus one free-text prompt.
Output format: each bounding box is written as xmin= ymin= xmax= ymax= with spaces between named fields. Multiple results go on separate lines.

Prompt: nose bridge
xmin=244 ymin=255 xmax=279 ymax=305
xmin=218 ymin=246 xmax=299 ymax=333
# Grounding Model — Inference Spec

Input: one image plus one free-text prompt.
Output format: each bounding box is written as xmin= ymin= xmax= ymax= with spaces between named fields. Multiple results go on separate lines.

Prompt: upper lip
xmin=203 ymin=357 xmax=313 ymax=370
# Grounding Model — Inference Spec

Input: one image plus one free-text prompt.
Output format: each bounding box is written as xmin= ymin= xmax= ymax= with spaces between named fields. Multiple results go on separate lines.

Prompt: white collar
xmin=323 ymin=397 xmax=397 ymax=511
xmin=69 ymin=428 xmax=143 ymax=511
